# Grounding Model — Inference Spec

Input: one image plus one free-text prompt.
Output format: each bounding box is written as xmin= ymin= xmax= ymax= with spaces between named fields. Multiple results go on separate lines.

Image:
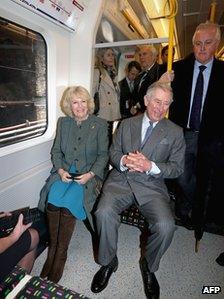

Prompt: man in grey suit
xmin=91 ymin=82 xmax=186 ymax=298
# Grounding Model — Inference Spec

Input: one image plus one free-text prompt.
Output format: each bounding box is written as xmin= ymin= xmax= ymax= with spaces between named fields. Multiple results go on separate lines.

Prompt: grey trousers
xmin=95 ymin=188 xmax=176 ymax=273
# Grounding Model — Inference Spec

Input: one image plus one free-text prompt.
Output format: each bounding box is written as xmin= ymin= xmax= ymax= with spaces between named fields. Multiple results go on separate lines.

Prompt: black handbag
xmin=94 ymin=69 xmax=101 ymax=115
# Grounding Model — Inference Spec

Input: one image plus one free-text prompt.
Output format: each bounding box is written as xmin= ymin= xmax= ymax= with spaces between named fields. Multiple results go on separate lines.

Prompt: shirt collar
xmin=195 ymin=58 xmax=213 ymax=69
xmin=143 ymin=112 xmax=158 ymax=127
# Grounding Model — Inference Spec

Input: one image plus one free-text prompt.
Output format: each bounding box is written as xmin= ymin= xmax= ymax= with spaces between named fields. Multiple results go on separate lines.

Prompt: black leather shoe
xmin=91 ymin=256 xmax=118 ymax=293
xmin=216 ymin=252 xmax=224 ymax=266
xmin=139 ymin=258 xmax=160 ymax=299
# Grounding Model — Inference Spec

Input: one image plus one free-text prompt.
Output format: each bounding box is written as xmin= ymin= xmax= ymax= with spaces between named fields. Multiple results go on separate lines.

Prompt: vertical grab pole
xmin=209 ymin=1 xmax=217 ymax=23
xmin=167 ymin=17 xmax=174 ymax=72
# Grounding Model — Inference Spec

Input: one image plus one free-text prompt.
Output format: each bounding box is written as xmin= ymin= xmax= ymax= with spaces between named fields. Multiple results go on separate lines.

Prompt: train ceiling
xmin=97 ymin=0 xmax=224 ymax=60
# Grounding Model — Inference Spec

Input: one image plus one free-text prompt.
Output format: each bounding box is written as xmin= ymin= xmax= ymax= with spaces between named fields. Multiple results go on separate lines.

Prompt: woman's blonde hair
xmin=60 ymin=86 xmax=95 ymax=117
xmin=94 ymin=48 xmax=117 ymax=76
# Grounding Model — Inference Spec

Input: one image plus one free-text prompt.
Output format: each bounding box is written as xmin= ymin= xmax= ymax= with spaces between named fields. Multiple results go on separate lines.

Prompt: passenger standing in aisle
xmin=131 ymin=45 xmax=164 ymax=115
xmin=93 ymin=48 xmax=120 ymax=122
xmin=167 ymin=22 xmax=224 ymax=229
xmin=119 ymin=60 xmax=141 ymax=119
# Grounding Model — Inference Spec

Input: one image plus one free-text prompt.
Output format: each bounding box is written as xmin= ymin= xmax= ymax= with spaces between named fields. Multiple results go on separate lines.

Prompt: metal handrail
xmin=0 ymin=127 xmax=46 ymax=143
xmin=0 ymin=123 xmax=46 ymax=138
xmin=0 ymin=120 xmax=46 ymax=133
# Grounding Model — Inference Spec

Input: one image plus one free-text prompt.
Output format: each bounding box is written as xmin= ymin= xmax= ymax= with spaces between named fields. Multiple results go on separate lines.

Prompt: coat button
xmin=107 ymin=92 xmax=110 ymax=94
xmin=108 ymin=102 xmax=111 ymax=105
xmin=74 ymin=147 xmax=77 ymax=151
xmin=78 ymin=137 xmax=81 ymax=140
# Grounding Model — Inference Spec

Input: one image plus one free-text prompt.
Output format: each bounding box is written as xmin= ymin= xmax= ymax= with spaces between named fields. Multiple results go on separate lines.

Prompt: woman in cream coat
xmin=93 ymin=48 xmax=121 ymax=122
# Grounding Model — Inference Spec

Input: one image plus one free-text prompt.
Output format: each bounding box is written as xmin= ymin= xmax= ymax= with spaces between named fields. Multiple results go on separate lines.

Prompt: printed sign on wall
xmin=12 ymin=0 xmax=91 ymax=31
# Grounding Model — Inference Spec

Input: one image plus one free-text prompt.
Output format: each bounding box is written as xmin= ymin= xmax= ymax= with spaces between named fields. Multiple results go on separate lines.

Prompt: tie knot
xmin=141 ymin=70 xmax=148 ymax=76
xmin=149 ymin=120 xmax=153 ymax=127
xmin=199 ymin=65 xmax=206 ymax=72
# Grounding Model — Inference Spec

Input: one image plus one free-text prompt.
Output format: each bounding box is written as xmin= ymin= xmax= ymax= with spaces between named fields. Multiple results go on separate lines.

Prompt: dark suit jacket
xmin=169 ymin=53 xmax=224 ymax=224
xmin=105 ymin=115 xmax=185 ymax=206
xmin=132 ymin=63 xmax=165 ymax=112
xmin=169 ymin=53 xmax=224 ymax=146
xmin=119 ymin=77 xmax=132 ymax=118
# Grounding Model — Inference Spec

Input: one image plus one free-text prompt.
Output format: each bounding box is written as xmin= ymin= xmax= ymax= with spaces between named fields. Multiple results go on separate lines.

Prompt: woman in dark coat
xmin=38 ymin=86 xmax=109 ymax=283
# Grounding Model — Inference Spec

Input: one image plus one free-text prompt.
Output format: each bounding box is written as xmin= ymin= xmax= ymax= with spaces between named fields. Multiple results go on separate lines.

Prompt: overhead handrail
xmin=94 ymin=37 xmax=169 ymax=48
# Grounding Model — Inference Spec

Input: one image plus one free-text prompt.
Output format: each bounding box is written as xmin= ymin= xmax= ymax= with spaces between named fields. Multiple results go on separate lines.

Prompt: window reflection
xmin=0 ymin=17 xmax=47 ymax=147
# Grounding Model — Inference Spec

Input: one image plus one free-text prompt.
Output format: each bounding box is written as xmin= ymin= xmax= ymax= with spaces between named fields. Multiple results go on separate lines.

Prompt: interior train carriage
xmin=0 ymin=1 xmax=223 ymax=298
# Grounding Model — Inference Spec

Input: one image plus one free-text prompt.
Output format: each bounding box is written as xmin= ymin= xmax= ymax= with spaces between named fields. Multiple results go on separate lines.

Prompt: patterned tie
xmin=138 ymin=71 xmax=148 ymax=91
xmin=141 ymin=121 xmax=153 ymax=148
xmin=189 ymin=65 xmax=206 ymax=131
xmin=129 ymin=81 xmax=134 ymax=92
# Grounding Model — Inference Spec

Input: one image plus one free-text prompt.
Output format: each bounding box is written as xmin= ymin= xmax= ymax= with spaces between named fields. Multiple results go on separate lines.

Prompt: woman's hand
xmin=0 ymin=213 xmax=32 ymax=254
xmin=10 ymin=214 xmax=32 ymax=242
xmin=58 ymin=168 xmax=72 ymax=183
xmin=74 ymin=172 xmax=94 ymax=185
xmin=0 ymin=212 xmax=11 ymax=219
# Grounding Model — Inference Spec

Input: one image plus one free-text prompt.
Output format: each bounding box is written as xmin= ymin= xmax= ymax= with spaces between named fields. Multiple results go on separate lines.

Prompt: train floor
xmin=32 ymin=221 xmax=224 ymax=299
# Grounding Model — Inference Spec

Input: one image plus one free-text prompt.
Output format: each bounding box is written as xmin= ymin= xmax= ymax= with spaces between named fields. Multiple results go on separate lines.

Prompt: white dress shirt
xmin=120 ymin=113 xmax=161 ymax=175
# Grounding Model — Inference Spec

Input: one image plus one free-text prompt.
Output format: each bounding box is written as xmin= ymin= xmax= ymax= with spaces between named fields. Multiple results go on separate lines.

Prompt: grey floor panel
xmin=32 ymin=221 xmax=224 ymax=299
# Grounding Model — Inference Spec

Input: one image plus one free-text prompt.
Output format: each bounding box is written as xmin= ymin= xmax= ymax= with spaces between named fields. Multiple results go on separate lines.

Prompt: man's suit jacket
xmin=119 ymin=77 xmax=132 ymax=118
xmin=132 ymin=63 xmax=164 ymax=112
xmin=169 ymin=53 xmax=224 ymax=224
xmin=169 ymin=53 xmax=224 ymax=146
xmin=104 ymin=115 xmax=185 ymax=205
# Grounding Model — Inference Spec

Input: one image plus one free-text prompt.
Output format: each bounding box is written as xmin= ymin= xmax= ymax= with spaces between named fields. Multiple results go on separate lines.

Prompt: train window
xmin=0 ymin=17 xmax=47 ymax=148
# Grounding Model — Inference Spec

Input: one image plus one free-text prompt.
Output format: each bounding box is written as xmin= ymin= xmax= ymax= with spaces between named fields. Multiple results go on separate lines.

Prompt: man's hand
xmin=159 ymin=70 xmax=174 ymax=84
xmin=124 ymin=151 xmax=152 ymax=173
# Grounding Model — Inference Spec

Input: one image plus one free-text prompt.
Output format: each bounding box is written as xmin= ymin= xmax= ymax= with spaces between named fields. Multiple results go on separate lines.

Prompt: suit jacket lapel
xmin=130 ymin=115 xmax=143 ymax=151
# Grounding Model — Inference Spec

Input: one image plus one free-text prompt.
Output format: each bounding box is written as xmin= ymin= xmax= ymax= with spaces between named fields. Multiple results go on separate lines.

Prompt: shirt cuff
xmin=146 ymin=161 xmax=161 ymax=175
xmin=120 ymin=155 xmax=128 ymax=171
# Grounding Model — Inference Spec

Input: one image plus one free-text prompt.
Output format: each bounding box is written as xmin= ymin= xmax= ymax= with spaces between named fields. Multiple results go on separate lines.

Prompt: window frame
xmin=0 ymin=16 xmax=48 ymax=149
xmin=0 ymin=10 xmax=57 ymax=158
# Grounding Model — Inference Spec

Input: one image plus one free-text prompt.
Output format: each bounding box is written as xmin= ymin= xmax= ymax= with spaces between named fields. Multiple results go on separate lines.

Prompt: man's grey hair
xmin=146 ymin=81 xmax=173 ymax=103
xmin=136 ymin=45 xmax=158 ymax=59
xmin=192 ymin=22 xmax=221 ymax=43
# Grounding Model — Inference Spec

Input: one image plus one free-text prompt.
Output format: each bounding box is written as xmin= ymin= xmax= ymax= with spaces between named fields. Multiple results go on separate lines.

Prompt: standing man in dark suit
xmin=119 ymin=60 xmax=141 ymax=118
xmin=91 ymin=82 xmax=185 ymax=298
xmin=131 ymin=45 xmax=164 ymax=115
xmin=168 ymin=22 xmax=224 ymax=228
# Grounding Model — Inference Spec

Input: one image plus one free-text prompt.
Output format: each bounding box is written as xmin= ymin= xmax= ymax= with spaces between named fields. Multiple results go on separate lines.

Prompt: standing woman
xmin=93 ymin=48 xmax=121 ymax=122
xmin=38 ymin=86 xmax=109 ymax=283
